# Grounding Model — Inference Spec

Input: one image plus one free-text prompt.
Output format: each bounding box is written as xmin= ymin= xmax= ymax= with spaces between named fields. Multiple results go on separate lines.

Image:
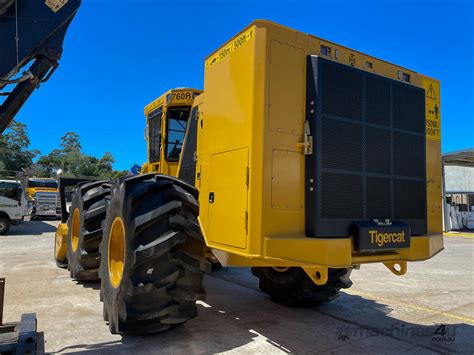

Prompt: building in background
xmin=443 ymin=149 xmax=474 ymax=231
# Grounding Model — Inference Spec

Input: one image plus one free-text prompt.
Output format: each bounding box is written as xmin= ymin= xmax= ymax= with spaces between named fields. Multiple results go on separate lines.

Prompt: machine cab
xmin=141 ymin=88 xmax=202 ymax=176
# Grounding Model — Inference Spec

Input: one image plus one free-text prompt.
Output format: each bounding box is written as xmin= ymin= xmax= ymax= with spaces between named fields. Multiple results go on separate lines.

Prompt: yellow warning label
xmin=426 ymin=84 xmax=437 ymax=100
xmin=423 ymin=80 xmax=441 ymax=141
xmin=205 ymin=26 xmax=255 ymax=70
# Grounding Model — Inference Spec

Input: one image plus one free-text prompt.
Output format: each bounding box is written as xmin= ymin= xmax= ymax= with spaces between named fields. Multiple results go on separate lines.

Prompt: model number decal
xmin=167 ymin=91 xmax=195 ymax=104
xmin=205 ymin=26 xmax=255 ymax=70
xmin=172 ymin=92 xmax=192 ymax=101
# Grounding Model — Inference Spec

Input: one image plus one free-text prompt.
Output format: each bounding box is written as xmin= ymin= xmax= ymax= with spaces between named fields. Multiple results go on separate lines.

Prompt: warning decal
xmin=424 ymin=80 xmax=441 ymax=141
xmin=205 ymin=26 xmax=255 ymax=70
xmin=426 ymin=84 xmax=437 ymax=100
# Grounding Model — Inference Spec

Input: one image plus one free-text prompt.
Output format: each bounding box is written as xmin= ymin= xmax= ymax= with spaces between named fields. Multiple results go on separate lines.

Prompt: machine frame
xmin=180 ymin=21 xmax=443 ymax=282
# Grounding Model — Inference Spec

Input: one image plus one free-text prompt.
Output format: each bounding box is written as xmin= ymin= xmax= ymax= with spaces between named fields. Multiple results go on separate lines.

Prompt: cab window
xmin=0 ymin=182 xmax=21 ymax=201
xmin=148 ymin=107 xmax=163 ymax=163
xmin=28 ymin=180 xmax=58 ymax=189
xmin=166 ymin=107 xmax=190 ymax=162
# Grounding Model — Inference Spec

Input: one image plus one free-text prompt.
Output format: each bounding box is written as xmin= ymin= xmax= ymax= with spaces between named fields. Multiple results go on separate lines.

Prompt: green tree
xmin=60 ymin=132 xmax=81 ymax=153
xmin=36 ymin=148 xmax=64 ymax=176
xmin=0 ymin=120 xmax=39 ymax=172
xmin=0 ymin=122 xmax=127 ymax=180
xmin=96 ymin=152 xmax=114 ymax=177
xmin=36 ymin=132 xmax=128 ymax=180
xmin=107 ymin=169 xmax=129 ymax=180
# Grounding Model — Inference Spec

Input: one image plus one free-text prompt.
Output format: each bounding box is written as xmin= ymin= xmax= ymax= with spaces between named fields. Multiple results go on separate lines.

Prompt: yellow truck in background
xmin=27 ymin=178 xmax=61 ymax=219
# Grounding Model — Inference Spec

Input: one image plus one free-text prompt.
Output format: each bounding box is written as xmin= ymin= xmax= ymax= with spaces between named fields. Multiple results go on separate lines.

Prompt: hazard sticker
xmin=426 ymin=83 xmax=437 ymax=100
xmin=423 ymin=81 xmax=441 ymax=141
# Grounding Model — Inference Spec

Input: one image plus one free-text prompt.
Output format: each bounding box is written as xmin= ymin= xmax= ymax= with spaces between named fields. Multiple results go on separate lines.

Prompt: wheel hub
xmin=108 ymin=217 xmax=125 ymax=288
xmin=71 ymin=208 xmax=80 ymax=252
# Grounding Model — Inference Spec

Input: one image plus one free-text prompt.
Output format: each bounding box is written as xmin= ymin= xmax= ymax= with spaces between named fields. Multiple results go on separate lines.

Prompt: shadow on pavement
xmin=75 ymin=280 xmax=101 ymax=291
xmin=47 ymin=290 xmax=473 ymax=354
xmin=6 ymin=221 xmax=57 ymax=236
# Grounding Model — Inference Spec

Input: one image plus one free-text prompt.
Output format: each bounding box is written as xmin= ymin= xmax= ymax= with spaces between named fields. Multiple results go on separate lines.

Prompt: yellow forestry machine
xmin=1 ymin=1 xmax=443 ymax=336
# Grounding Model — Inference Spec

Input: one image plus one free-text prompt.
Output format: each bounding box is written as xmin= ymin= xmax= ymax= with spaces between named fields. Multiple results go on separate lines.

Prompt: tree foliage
xmin=1 ymin=120 xmax=128 ymax=180
xmin=0 ymin=120 xmax=40 ymax=173
xmin=37 ymin=133 xmax=128 ymax=179
xmin=60 ymin=132 xmax=81 ymax=153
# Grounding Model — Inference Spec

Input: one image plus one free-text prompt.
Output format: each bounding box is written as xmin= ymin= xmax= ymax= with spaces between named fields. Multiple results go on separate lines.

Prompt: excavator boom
xmin=0 ymin=0 xmax=81 ymax=132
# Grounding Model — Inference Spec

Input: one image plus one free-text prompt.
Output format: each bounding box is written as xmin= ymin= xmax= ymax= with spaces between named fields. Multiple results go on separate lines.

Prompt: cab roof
xmin=144 ymin=88 xmax=202 ymax=116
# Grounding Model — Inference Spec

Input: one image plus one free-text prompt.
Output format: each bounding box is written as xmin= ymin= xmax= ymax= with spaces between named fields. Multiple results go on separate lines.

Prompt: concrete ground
xmin=0 ymin=221 xmax=473 ymax=354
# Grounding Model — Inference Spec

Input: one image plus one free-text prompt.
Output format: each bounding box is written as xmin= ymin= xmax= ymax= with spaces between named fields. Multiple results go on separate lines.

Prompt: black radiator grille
xmin=321 ymin=60 xmax=363 ymax=120
xmin=393 ymin=83 xmax=426 ymax=132
xmin=321 ymin=119 xmax=363 ymax=171
xmin=365 ymin=126 xmax=391 ymax=174
xmin=305 ymin=57 xmax=427 ymax=237
xmin=321 ymin=172 xmax=364 ymax=218
xmin=394 ymin=180 xmax=426 ymax=219
xmin=366 ymin=76 xmax=391 ymax=126
xmin=366 ymin=177 xmax=392 ymax=218
xmin=393 ymin=132 xmax=425 ymax=178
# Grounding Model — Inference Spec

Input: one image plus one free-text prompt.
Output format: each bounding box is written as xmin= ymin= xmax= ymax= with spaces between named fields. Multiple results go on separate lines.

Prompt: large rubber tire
xmin=251 ymin=267 xmax=353 ymax=307
xmin=100 ymin=174 xmax=209 ymax=334
xmin=0 ymin=217 xmax=11 ymax=235
xmin=67 ymin=180 xmax=112 ymax=281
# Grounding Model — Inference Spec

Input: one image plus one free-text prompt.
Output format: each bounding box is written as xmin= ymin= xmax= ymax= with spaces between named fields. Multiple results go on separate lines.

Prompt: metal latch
xmin=296 ymin=120 xmax=313 ymax=155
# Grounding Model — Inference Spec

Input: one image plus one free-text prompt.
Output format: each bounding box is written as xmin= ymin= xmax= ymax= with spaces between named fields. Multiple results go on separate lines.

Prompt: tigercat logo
xmin=369 ymin=230 xmax=406 ymax=247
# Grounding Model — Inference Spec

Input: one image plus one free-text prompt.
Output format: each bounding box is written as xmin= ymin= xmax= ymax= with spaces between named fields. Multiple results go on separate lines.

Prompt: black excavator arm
xmin=0 ymin=0 xmax=81 ymax=133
